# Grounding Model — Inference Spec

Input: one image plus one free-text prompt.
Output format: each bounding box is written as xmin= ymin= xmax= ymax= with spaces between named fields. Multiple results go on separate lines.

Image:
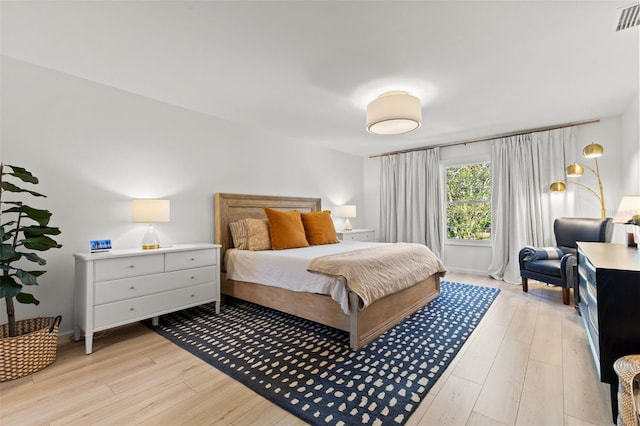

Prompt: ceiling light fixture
xmin=366 ymin=91 xmax=422 ymax=135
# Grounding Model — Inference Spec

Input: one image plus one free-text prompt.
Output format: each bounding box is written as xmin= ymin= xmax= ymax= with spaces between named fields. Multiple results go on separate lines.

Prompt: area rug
xmin=151 ymin=281 xmax=500 ymax=425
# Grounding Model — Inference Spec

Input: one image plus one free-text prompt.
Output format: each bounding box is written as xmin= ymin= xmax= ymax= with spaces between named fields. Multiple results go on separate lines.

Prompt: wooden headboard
xmin=214 ymin=193 xmax=322 ymax=262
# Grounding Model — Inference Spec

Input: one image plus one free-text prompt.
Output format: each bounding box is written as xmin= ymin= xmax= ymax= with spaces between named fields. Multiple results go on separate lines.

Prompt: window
xmin=446 ymin=162 xmax=491 ymax=241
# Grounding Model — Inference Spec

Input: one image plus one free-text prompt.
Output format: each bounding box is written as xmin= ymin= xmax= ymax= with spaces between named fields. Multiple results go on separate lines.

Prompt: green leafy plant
xmin=1 ymin=164 xmax=61 ymax=337
xmin=630 ymin=215 xmax=640 ymax=226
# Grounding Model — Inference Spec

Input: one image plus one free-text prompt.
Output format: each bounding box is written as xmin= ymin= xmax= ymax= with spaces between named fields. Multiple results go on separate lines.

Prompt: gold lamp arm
xmin=593 ymin=158 xmax=606 ymax=219
xmin=562 ymin=180 xmax=606 ymax=219
xmin=575 ymin=160 xmax=606 ymax=219
xmin=566 ymin=180 xmax=600 ymax=200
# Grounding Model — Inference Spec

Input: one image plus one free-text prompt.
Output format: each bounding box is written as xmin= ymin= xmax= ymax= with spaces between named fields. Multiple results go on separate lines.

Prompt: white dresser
xmin=336 ymin=229 xmax=376 ymax=242
xmin=74 ymin=243 xmax=220 ymax=354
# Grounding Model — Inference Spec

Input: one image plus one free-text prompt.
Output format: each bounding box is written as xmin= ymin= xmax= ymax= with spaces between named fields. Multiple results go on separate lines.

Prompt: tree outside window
xmin=446 ymin=163 xmax=491 ymax=240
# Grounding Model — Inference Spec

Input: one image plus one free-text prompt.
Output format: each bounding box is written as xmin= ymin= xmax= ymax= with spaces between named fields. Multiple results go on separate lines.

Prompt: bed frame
xmin=214 ymin=193 xmax=442 ymax=350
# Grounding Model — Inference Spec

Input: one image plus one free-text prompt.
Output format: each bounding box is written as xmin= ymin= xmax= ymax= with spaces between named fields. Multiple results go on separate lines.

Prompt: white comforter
xmin=225 ymin=240 xmax=388 ymax=313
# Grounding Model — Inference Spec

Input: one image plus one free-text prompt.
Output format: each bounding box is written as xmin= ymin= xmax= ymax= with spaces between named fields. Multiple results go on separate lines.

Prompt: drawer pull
xmin=191 ymin=294 xmax=196 ymax=298
xmin=190 ymin=258 xmax=196 ymax=261
xmin=129 ymin=307 xmax=135 ymax=311
xmin=190 ymin=276 xmax=195 ymax=280
xmin=128 ymin=265 xmax=135 ymax=269
xmin=130 ymin=286 xmax=135 ymax=290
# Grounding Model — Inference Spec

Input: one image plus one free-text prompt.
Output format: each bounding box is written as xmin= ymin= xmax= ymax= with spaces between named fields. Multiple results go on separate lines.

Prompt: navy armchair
xmin=519 ymin=217 xmax=613 ymax=305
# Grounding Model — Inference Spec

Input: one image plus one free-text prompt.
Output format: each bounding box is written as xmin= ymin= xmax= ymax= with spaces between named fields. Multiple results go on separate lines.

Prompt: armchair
xmin=519 ymin=217 xmax=613 ymax=305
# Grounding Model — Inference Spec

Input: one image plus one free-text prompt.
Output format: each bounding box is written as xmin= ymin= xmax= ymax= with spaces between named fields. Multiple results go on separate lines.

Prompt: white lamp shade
xmin=366 ymin=91 xmax=422 ymax=135
xmin=132 ymin=199 xmax=171 ymax=223
xmin=335 ymin=205 xmax=356 ymax=218
xmin=613 ymin=195 xmax=640 ymax=223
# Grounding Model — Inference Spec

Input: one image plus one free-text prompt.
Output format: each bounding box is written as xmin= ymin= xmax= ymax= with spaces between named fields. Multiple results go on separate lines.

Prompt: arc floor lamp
xmin=549 ymin=142 xmax=606 ymax=219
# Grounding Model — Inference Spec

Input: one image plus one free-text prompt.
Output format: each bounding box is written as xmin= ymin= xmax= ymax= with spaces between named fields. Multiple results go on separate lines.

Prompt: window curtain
xmin=379 ymin=148 xmax=443 ymax=258
xmin=488 ymin=127 xmax=576 ymax=284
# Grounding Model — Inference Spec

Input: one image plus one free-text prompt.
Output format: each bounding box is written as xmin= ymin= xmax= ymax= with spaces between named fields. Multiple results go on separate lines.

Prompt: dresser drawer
xmin=341 ymin=233 xmax=359 ymax=241
xmin=338 ymin=230 xmax=375 ymax=241
xmin=582 ymin=255 xmax=596 ymax=287
xmin=357 ymin=231 xmax=375 ymax=241
xmin=94 ymin=266 xmax=216 ymax=304
xmin=94 ymin=283 xmax=215 ymax=329
xmin=341 ymin=232 xmax=374 ymax=241
xmin=166 ymin=249 xmax=217 ymax=271
xmin=588 ymin=294 xmax=599 ymax=332
xmin=94 ymin=255 xmax=164 ymax=282
xmin=586 ymin=313 xmax=600 ymax=361
xmin=578 ymin=270 xmax=588 ymax=306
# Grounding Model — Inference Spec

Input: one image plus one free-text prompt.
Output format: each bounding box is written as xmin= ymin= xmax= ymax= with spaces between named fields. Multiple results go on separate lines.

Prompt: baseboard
xmin=444 ymin=266 xmax=489 ymax=276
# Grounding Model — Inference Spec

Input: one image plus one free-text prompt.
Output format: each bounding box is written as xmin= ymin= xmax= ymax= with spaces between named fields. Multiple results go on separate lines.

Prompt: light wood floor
xmin=0 ymin=273 xmax=613 ymax=425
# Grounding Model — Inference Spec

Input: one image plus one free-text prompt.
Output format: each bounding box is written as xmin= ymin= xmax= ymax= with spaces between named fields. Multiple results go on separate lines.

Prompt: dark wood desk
xmin=577 ymin=242 xmax=640 ymax=423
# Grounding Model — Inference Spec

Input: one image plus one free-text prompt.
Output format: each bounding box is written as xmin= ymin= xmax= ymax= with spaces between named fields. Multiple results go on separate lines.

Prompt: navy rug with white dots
xmin=151 ymin=281 xmax=500 ymax=425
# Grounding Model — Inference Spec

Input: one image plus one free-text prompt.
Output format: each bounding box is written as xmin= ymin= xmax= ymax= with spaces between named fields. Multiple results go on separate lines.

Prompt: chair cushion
xmin=522 ymin=259 xmax=562 ymax=277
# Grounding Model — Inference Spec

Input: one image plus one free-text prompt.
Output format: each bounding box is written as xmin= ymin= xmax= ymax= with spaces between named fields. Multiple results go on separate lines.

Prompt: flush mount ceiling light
xmin=366 ymin=91 xmax=422 ymax=135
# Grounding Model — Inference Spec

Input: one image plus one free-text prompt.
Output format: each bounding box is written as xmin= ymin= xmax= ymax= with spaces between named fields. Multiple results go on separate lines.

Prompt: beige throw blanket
xmin=307 ymin=243 xmax=446 ymax=309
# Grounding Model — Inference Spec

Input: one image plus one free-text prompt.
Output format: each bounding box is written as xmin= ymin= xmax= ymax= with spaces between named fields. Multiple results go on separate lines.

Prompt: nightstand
xmin=337 ymin=229 xmax=376 ymax=242
xmin=73 ymin=243 xmax=220 ymax=354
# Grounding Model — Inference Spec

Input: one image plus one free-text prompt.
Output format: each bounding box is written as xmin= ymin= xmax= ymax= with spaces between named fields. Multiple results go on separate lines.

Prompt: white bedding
xmin=225 ymin=240 xmax=389 ymax=314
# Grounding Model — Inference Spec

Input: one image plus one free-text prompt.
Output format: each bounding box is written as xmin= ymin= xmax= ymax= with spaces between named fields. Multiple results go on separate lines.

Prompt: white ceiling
xmin=1 ymin=1 xmax=638 ymax=157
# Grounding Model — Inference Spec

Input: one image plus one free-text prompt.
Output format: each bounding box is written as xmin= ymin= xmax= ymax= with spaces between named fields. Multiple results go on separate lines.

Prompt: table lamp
xmin=335 ymin=205 xmax=356 ymax=232
xmin=132 ymin=199 xmax=170 ymax=249
xmin=613 ymin=195 xmax=640 ymax=248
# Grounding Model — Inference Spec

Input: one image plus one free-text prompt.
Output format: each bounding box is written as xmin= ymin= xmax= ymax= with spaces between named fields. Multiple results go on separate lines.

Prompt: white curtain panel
xmin=379 ymin=148 xmax=443 ymax=258
xmin=488 ymin=127 xmax=576 ymax=284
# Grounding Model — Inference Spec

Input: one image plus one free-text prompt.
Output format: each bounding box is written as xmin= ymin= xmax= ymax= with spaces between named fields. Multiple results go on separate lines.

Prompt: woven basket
xmin=0 ymin=316 xmax=62 ymax=382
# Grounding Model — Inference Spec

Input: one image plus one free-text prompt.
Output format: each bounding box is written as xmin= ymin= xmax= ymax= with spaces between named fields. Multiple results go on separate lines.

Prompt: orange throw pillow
xmin=301 ymin=210 xmax=339 ymax=245
xmin=263 ymin=208 xmax=310 ymax=250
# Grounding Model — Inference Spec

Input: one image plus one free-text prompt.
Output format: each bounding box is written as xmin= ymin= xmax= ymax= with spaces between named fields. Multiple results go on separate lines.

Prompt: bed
xmin=214 ymin=192 xmax=446 ymax=350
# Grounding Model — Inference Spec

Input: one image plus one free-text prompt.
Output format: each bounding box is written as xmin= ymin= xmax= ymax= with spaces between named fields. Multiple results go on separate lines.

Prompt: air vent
xmin=616 ymin=3 xmax=640 ymax=31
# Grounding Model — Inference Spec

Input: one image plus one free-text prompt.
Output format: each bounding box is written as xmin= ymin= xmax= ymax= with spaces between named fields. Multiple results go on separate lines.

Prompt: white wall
xmin=0 ymin=57 xmax=365 ymax=333
xmin=574 ymin=112 xmax=640 ymax=244
xmin=364 ymin=102 xmax=639 ymax=275
xmin=613 ymin=91 xmax=640 ymax=243
xmin=621 ymin=91 xmax=640 ymax=195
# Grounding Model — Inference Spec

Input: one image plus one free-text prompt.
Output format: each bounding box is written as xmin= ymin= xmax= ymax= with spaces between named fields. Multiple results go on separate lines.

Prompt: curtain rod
xmin=368 ymin=118 xmax=600 ymax=159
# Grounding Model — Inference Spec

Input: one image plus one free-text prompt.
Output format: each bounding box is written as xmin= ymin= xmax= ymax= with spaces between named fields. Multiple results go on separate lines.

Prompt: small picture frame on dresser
xmin=90 ymin=239 xmax=112 ymax=253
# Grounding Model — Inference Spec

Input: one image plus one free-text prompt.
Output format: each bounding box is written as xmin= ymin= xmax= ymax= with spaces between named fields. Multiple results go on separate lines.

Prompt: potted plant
xmin=1 ymin=164 xmax=62 ymax=381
